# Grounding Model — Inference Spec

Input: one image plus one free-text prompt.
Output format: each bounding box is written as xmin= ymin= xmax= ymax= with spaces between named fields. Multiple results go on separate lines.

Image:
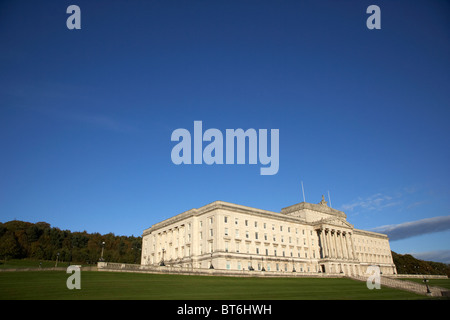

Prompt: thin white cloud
xmin=406 ymin=201 xmax=427 ymax=210
xmin=371 ymin=215 xmax=450 ymax=241
xmin=340 ymin=193 xmax=402 ymax=212
xmin=409 ymin=250 xmax=450 ymax=264
xmin=340 ymin=186 xmax=424 ymax=214
xmin=70 ymin=113 xmax=136 ymax=133
xmin=6 ymin=81 xmax=137 ymax=133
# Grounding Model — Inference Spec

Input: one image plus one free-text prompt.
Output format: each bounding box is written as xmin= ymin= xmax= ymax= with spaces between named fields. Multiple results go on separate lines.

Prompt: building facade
xmin=141 ymin=197 xmax=397 ymax=276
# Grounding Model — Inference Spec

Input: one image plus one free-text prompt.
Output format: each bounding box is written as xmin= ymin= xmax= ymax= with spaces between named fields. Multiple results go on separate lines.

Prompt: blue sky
xmin=1 ymin=1 xmax=449 ymax=262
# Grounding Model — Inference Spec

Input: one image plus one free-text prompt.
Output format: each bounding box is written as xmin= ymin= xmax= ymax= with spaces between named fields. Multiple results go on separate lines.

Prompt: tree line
xmin=392 ymin=251 xmax=450 ymax=277
xmin=0 ymin=220 xmax=142 ymax=264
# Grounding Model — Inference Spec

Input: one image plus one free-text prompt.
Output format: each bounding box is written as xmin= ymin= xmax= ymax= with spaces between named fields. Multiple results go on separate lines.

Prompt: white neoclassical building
xmin=141 ymin=197 xmax=397 ymax=276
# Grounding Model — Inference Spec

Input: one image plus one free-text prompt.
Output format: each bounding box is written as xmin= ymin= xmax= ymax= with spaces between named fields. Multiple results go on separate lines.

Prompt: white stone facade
xmin=141 ymin=198 xmax=397 ymax=276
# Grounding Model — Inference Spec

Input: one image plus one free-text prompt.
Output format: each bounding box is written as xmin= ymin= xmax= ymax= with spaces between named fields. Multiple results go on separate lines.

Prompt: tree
xmin=0 ymin=220 xmax=143 ymax=264
xmin=0 ymin=231 xmax=22 ymax=260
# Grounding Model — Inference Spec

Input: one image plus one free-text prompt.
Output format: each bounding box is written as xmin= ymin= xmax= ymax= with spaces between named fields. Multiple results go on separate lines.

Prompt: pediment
xmin=314 ymin=217 xmax=353 ymax=229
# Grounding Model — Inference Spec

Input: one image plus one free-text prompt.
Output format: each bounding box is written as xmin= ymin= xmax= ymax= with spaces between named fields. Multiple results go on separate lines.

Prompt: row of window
xmin=224 ymin=260 xmax=314 ymax=272
xmin=152 ymin=216 xmax=316 ymax=245
xmin=221 ymin=243 xmax=317 ymax=259
xmin=210 ymin=228 xmax=315 ymax=246
xmin=223 ymin=216 xmax=313 ymax=235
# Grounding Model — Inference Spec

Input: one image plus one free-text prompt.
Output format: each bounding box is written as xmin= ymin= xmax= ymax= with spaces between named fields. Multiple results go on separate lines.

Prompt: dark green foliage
xmin=0 ymin=220 xmax=141 ymax=264
xmin=392 ymin=251 xmax=450 ymax=277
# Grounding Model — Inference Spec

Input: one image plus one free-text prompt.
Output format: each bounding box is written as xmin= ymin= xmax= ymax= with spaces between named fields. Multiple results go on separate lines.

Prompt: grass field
xmin=0 ymin=270 xmax=436 ymax=300
xmin=403 ymin=278 xmax=450 ymax=290
xmin=0 ymin=259 xmax=89 ymax=269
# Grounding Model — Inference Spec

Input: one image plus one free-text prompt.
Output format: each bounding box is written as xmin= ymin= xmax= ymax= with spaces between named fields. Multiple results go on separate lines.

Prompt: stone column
xmin=339 ymin=231 xmax=347 ymax=259
xmin=343 ymin=232 xmax=349 ymax=260
xmin=332 ymin=230 xmax=338 ymax=258
xmin=345 ymin=232 xmax=353 ymax=260
xmin=174 ymin=229 xmax=177 ymax=259
xmin=349 ymin=232 xmax=356 ymax=260
xmin=322 ymin=229 xmax=327 ymax=258
xmin=341 ymin=232 xmax=348 ymax=260
xmin=326 ymin=229 xmax=332 ymax=258
xmin=336 ymin=231 xmax=341 ymax=259
xmin=317 ymin=229 xmax=324 ymax=259
xmin=332 ymin=230 xmax=337 ymax=259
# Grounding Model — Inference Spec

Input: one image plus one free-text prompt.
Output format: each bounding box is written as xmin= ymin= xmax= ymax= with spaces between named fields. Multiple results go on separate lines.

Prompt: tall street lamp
xmin=55 ymin=252 xmax=60 ymax=267
xmin=99 ymin=241 xmax=105 ymax=262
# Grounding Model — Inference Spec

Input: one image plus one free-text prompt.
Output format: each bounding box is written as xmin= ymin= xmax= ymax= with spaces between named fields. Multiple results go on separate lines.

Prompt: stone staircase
xmin=348 ymin=274 xmax=449 ymax=297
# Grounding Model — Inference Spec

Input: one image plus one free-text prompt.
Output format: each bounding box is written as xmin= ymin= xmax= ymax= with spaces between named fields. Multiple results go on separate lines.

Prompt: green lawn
xmin=0 ymin=258 xmax=88 ymax=269
xmin=402 ymin=278 xmax=450 ymax=290
xmin=0 ymin=271 xmax=430 ymax=300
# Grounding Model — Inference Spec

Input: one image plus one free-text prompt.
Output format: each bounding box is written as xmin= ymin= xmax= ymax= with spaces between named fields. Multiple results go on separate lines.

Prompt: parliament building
xmin=141 ymin=197 xmax=397 ymax=276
